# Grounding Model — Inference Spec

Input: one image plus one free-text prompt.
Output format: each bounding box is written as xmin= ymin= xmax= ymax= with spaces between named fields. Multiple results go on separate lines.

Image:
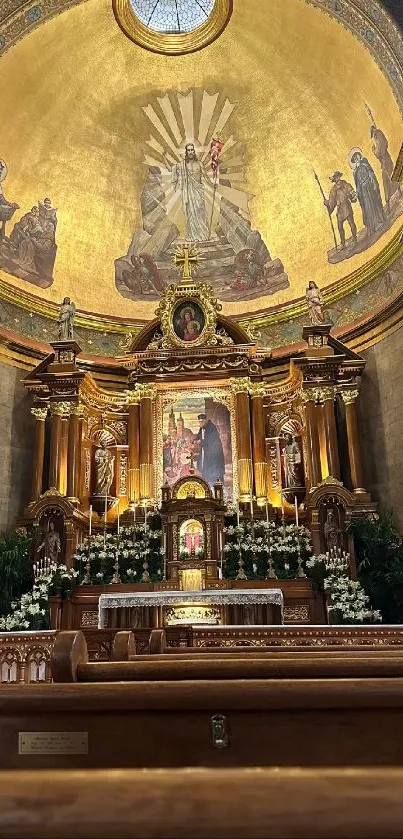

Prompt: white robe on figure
xmin=172 ymin=161 xmax=210 ymax=242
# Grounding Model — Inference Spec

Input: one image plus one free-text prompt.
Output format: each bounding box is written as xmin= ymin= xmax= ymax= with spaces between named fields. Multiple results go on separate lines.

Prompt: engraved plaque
xmin=19 ymin=731 xmax=88 ymax=755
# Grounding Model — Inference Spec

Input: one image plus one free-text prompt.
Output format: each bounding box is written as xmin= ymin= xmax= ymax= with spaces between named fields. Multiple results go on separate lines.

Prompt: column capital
xmin=249 ymin=381 xmax=267 ymax=399
xmin=70 ymin=403 xmax=85 ymax=417
xmin=125 ymin=389 xmax=140 ymax=405
xmin=341 ymin=388 xmax=359 ymax=405
xmin=229 ymin=376 xmax=251 ymax=395
xmin=301 ymin=385 xmax=335 ymax=404
xmin=135 ymin=383 xmax=157 ymax=401
xmin=49 ymin=401 xmax=71 ymax=418
xmin=31 ymin=406 xmax=48 ymax=421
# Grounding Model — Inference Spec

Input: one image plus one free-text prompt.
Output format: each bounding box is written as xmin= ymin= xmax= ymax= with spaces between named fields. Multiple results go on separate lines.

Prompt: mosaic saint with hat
xmin=324 ymin=169 xmax=357 ymax=250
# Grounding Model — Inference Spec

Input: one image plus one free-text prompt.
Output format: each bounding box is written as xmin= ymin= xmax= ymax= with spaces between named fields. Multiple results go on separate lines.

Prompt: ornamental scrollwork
xmin=149 ymin=281 xmax=230 ymax=350
xmin=134 ymin=382 xmax=157 ymax=401
xmin=229 ymin=376 xmax=250 ymax=395
xmin=31 ymin=406 xmax=48 ymax=421
xmin=341 ymin=388 xmax=359 ymax=405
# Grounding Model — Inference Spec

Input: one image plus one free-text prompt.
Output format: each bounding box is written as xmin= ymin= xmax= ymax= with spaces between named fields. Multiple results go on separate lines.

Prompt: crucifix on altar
xmin=174 ymin=243 xmax=199 ymax=281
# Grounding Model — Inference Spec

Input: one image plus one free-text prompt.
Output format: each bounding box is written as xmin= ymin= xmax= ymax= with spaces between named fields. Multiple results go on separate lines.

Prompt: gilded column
xmin=250 ymin=381 xmax=268 ymax=504
xmin=322 ymin=387 xmax=341 ymax=481
xmin=126 ymin=393 xmax=140 ymax=505
xmin=230 ymin=377 xmax=253 ymax=501
xmin=137 ymin=383 xmax=157 ymax=504
xmin=49 ymin=403 xmax=69 ymax=492
xmin=342 ymin=389 xmax=365 ymax=492
xmin=31 ymin=406 xmax=48 ymax=501
xmin=302 ymin=389 xmax=322 ymax=488
xmin=67 ymin=405 xmax=83 ymax=501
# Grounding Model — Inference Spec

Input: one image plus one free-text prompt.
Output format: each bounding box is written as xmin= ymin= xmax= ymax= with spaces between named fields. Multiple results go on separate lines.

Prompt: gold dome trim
xmin=112 ymin=0 xmax=232 ymax=55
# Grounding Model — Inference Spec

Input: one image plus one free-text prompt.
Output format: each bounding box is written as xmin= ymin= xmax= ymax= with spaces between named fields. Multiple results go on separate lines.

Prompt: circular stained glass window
xmin=130 ymin=0 xmax=215 ymax=34
xmin=113 ymin=0 xmax=232 ymax=54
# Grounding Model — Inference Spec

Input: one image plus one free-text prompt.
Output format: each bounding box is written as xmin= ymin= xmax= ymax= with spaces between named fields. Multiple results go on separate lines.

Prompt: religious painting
xmin=316 ymin=105 xmax=403 ymax=266
xmin=115 ymin=87 xmax=289 ymax=303
xmin=173 ymin=301 xmax=205 ymax=343
xmin=179 ymin=519 xmax=205 ymax=560
xmin=162 ymin=395 xmax=233 ymax=500
xmin=0 ymin=160 xmax=57 ymax=289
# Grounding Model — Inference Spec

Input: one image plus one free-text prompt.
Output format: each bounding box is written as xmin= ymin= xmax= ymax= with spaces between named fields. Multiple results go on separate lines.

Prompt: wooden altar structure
xmin=21 ymin=268 xmax=376 ymax=629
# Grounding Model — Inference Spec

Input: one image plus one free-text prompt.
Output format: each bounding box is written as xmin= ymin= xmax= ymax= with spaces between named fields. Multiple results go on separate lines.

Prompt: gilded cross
xmin=174 ymin=243 xmax=199 ymax=281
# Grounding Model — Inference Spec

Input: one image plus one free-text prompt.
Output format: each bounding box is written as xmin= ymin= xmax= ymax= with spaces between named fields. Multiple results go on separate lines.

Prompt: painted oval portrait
xmin=173 ymin=301 xmax=206 ymax=343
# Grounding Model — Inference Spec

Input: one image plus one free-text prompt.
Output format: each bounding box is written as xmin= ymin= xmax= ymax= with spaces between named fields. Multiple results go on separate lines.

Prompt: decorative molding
xmin=113 ymin=0 xmax=232 ymax=55
xmin=317 ymin=476 xmax=344 ymax=488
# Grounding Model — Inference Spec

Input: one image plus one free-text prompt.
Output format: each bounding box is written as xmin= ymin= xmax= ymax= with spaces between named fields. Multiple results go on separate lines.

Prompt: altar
xmin=21 ymin=251 xmax=377 ymax=634
xmin=98 ymin=588 xmax=284 ymax=629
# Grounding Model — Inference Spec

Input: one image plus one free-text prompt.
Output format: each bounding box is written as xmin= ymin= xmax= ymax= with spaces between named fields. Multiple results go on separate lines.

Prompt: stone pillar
xmin=31 ymin=407 xmax=48 ymax=502
xmin=250 ymin=382 xmax=268 ymax=505
xmin=322 ymin=387 xmax=341 ymax=481
xmin=49 ymin=403 xmax=69 ymax=492
xmin=303 ymin=390 xmax=322 ymax=488
xmin=67 ymin=405 xmax=83 ymax=501
xmin=137 ymin=384 xmax=156 ymax=503
xmin=342 ymin=389 xmax=365 ymax=492
xmin=127 ymin=395 xmax=140 ymax=505
xmin=230 ymin=378 xmax=253 ymax=501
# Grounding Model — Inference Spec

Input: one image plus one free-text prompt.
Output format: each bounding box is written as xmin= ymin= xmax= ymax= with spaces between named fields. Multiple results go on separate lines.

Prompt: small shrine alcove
xmin=161 ymin=473 xmax=226 ymax=589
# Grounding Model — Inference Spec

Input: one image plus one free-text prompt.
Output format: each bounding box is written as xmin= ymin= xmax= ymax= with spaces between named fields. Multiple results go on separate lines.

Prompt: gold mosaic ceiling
xmin=0 ymin=0 xmax=402 ymax=326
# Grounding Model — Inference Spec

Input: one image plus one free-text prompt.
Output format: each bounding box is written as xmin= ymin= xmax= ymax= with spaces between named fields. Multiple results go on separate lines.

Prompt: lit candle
xmin=265 ymin=500 xmax=269 ymax=525
xmin=236 ymin=502 xmax=240 ymax=529
xmin=250 ymin=493 xmax=254 ymax=520
xmin=89 ymin=504 xmax=92 ymax=537
xmin=144 ymin=504 xmax=147 ymax=532
xmin=117 ymin=506 xmax=120 ymax=536
xmin=294 ymin=495 xmax=299 ymax=527
xmin=281 ymin=493 xmax=284 ymax=517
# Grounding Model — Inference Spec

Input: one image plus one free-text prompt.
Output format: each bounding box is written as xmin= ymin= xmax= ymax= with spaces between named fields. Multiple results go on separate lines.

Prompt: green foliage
xmin=348 ymin=511 xmax=403 ymax=623
xmin=0 ymin=529 xmax=33 ymax=618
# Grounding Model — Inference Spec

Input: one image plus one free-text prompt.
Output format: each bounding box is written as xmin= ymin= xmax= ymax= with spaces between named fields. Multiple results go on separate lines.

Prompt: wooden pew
xmin=3 ymin=678 xmax=403 ymax=768
xmin=145 ymin=628 xmax=403 ymax=658
xmin=54 ymin=632 xmax=403 ymax=682
xmin=1 ymin=768 xmax=403 ymax=838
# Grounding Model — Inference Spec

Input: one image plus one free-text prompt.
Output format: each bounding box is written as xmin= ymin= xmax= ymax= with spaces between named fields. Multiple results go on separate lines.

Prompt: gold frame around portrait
xmin=154 ymin=383 xmax=238 ymax=503
xmin=112 ymin=0 xmax=233 ymax=55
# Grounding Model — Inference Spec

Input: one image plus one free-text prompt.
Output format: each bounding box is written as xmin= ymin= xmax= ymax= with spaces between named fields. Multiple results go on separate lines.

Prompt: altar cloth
xmin=98 ymin=588 xmax=284 ymax=629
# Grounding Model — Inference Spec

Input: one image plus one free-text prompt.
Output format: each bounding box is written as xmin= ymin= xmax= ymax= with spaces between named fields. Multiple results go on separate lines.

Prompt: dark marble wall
xmin=358 ymin=325 xmax=403 ymax=531
xmin=0 ymin=363 xmax=34 ymax=533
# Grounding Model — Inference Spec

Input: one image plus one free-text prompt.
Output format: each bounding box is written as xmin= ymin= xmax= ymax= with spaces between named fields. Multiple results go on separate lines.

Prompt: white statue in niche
xmin=94 ymin=444 xmax=115 ymax=496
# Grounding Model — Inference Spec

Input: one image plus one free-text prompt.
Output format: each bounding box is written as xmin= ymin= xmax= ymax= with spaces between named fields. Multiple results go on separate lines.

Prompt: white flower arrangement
xmin=0 ymin=564 xmax=78 ymax=632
